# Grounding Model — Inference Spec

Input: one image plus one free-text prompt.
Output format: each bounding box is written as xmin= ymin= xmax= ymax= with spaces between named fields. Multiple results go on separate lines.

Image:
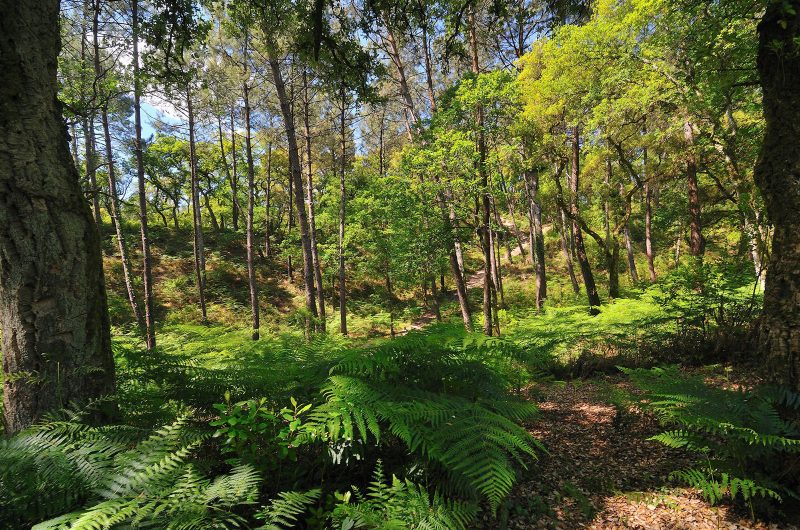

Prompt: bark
xmin=266 ymin=50 xmax=317 ymax=327
xmin=218 ymin=115 xmax=239 ymax=233
xmin=754 ymin=0 xmax=800 ymax=390
xmin=624 ymin=225 xmax=639 ymax=284
xmin=1 ymin=0 xmax=115 ymax=433
xmin=384 ymin=23 xmax=417 ymax=139
xmin=470 ymin=6 xmax=496 ymax=335
xmin=264 ymin=142 xmax=273 ymax=258
xmin=84 ymin=118 xmax=101 ymax=227
xmin=569 ymin=128 xmax=601 ymax=312
xmin=303 ymin=71 xmax=325 ymax=332
xmin=229 ymin=109 xmax=240 ymax=231
xmin=187 ymin=88 xmax=207 ymax=322
xmin=338 ymin=88 xmax=348 ymax=335
xmin=560 ymin=209 xmax=580 ymax=294
xmin=93 ymin=3 xmax=141 ymax=328
xmin=243 ymin=67 xmax=259 ymax=341
xmin=684 ymin=120 xmax=705 ymax=256
xmin=421 ymin=21 xmax=437 ymax=113
xmin=524 ymin=169 xmax=547 ymax=308
xmin=132 ymin=0 xmax=155 ymax=350
xmin=644 ymin=181 xmax=657 ymax=282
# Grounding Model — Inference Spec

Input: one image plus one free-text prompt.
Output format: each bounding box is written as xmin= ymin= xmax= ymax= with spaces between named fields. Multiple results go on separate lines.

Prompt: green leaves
xmin=624 ymin=365 xmax=800 ymax=506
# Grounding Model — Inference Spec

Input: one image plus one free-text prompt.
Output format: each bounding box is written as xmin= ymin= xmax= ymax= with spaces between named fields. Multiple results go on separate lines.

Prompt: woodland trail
xmin=491 ymin=379 xmax=795 ymax=530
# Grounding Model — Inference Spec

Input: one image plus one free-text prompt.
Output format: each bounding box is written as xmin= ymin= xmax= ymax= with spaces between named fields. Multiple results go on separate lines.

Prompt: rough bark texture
xmin=267 ymin=52 xmax=318 ymax=326
xmin=132 ymin=0 xmax=155 ymax=350
xmin=754 ymin=0 xmax=800 ymax=390
xmin=1 ymin=0 xmax=115 ymax=434
xmin=243 ymin=75 xmax=260 ymax=341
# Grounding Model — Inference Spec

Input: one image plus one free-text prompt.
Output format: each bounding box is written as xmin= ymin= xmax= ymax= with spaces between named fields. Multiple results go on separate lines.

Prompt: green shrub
xmin=623 ymin=366 xmax=800 ymax=513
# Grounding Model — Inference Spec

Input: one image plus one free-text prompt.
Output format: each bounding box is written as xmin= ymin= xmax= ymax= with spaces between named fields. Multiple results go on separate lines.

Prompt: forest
xmin=0 ymin=0 xmax=799 ymax=528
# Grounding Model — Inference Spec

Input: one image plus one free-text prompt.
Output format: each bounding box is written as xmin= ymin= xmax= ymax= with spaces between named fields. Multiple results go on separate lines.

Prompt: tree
xmin=753 ymin=0 xmax=800 ymax=389
xmin=1 ymin=0 xmax=115 ymax=433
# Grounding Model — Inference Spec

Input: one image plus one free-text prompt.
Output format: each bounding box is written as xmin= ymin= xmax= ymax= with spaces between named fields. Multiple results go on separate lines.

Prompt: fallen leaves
xmin=487 ymin=378 xmax=798 ymax=530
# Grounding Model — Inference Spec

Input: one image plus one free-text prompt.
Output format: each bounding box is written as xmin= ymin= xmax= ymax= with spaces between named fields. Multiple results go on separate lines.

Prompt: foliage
xmin=330 ymin=463 xmax=478 ymax=530
xmin=0 ymin=414 xmax=260 ymax=530
xmin=623 ymin=366 xmax=800 ymax=510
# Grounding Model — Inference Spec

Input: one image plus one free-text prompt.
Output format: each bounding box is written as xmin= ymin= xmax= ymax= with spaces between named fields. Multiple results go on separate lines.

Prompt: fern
xmin=330 ymin=463 xmax=478 ymax=530
xmin=305 ymin=327 xmax=545 ymax=510
xmin=0 ymin=415 xmax=261 ymax=530
xmin=623 ymin=366 xmax=800 ymax=506
xmin=257 ymin=489 xmax=321 ymax=529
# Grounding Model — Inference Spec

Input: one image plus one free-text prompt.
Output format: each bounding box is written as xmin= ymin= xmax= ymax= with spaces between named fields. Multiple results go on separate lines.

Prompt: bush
xmin=623 ymin=366 xmax=800 ymax=516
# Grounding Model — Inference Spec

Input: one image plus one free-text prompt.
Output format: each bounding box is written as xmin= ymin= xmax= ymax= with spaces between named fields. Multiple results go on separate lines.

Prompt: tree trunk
xmin=265 ymin=142 xmax=273 ymax=259
xmin=570 ymin=128 xmax=601 ymax=312
xmin=384 ymin=23 xmax=417 ymax=140
xmin=338 ymin=88 xmax=348 ymax=335
xmin=83 ymin=116 xmax=102 ymax=227
xmin=93 ymin=3 xmax=141 ymax=328
xmin=524 ymin=169 xmax=547 ymax=308
xmin=624 ymin=225 xmax=639 ymax=284
xmin=469 ymin=6 xmax=495 ymax=336
xmin=266 ymin=51 xmax=317 ymax=329
xmin=421 ymin=21 xmax=437 ymax=113
xmin=684 ymin=120 xmax=705 ymax=256
xmin=187 ymin=88 xmax=208 ymax=322
xmin=1 ymin=0 xmax=115 ymax=434
xmin=560 ymin=209 xmax=580 ymax=294
xmin=303 ymin=71 xmax=325 ymax=332
xmin=229 ymin=109 xmax=240 ymax=232
xmin=644 ymin=181 xmax=657 ymax=282
xmin=243 ymin=68 xmax=259 ymax=341
xmin=218 ymin=114 xmax=239 ymax=233
xmin=132 ymin=0 xmax=155 ymax=350
xmin=754 ymin=0 xmax=800 ymax=390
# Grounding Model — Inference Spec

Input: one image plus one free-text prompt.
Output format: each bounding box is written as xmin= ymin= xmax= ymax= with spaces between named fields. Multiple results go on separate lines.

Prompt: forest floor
xmin=490 ymin=377 xmax=796 ymax=530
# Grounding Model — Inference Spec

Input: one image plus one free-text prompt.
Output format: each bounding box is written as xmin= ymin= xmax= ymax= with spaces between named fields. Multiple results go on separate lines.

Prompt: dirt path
xmin=486 ymin=379 xmax=795 ymax=530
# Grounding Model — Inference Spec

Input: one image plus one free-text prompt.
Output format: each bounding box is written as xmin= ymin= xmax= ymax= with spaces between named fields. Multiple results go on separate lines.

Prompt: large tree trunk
xmin=266 ymin=51 xmax=317 ymax=329
xmin=187 ymin=88 xmax=208 ymax=322
xmin=303 ymin=71 xmax=325 ymax=332
xmin=93 ymin=2 xmax=141 ymax=329
xmin=570 ymin=129 xmax=601 ymax=312
xmin=1 ymin=0 xmax=115 ymax=434
xmin=132 ymin=0 xmax=155 ymax=350
xmin=754 ymin=0 xmax=800 ymax=390
xmin=684 ymin=120 xmax=705 ymax=257
xmin=338 ymin=88 xmax=348 ymax=335
xmin=243 ymin=69 xmax=259 ymax=341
